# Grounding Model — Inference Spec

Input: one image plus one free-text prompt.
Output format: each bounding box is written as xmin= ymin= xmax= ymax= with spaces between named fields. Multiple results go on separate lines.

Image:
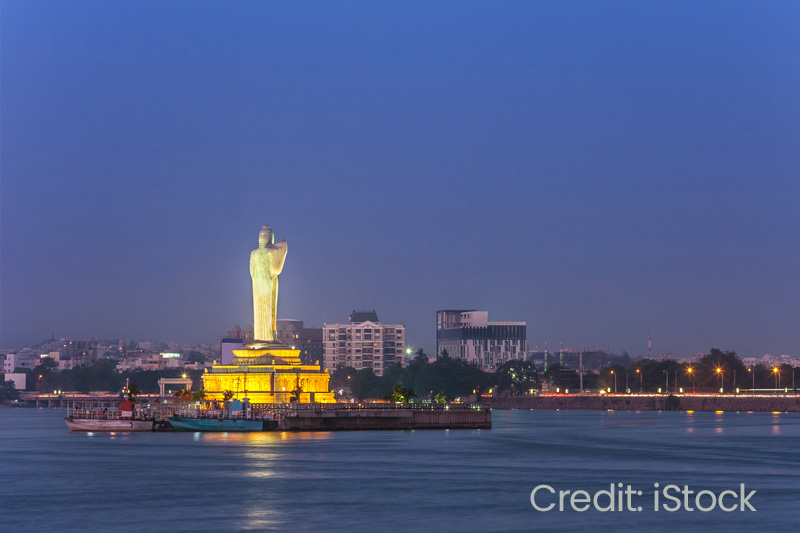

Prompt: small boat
xmin=65 ymin=401 xmax=154 ymax=432
xmin=65 ymin=418 xmax=154 ymax=432
xmin=168 ymin=416 xmax=276 ymax=432
xmin=168 ymin=399 xmax=277 ymax=432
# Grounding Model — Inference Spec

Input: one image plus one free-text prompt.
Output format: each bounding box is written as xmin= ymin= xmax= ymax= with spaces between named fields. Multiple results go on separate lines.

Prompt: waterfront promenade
xmin=488 ymin=393 xmax=800 ymax=412
xmin=14 ymin=390 xmax=800 ymax=413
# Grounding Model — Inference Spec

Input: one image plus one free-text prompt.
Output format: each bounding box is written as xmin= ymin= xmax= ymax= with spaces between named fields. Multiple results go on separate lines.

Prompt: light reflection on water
xmin=1 ymin=408 xmax=799 ymax=532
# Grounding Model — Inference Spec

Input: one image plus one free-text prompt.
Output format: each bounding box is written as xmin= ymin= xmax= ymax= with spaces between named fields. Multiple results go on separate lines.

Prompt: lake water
xmin=1 ymin=408 xmax=799 ymax=532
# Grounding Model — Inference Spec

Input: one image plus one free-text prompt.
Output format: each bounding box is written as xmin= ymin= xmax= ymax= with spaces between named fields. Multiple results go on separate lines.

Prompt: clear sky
xmin=2 ymin=1 xmax=798 ymax=357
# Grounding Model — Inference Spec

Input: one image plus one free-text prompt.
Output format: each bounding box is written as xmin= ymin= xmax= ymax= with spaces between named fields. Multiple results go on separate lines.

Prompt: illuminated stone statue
xmin=250 ymin=225 xmax=287 ymax=342
xmin=203 ymin=224 xmax=334 ymax=403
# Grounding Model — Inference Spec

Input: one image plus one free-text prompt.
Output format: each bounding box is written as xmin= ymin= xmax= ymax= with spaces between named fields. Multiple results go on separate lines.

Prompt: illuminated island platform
xmin=202 ymin=342 xmax=336 ymax=404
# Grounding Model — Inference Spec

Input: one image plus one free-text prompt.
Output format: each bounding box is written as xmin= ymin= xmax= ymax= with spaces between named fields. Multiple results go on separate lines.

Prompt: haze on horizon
xmin=1 ymin=2 xmax=798 ymax=358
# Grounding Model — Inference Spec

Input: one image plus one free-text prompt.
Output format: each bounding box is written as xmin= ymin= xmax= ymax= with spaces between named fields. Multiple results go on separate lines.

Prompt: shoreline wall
xmin=488 ymin=395 xmax=800 ymax=412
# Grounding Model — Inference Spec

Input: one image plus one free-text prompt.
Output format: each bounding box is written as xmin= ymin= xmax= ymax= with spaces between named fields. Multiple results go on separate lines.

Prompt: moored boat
xmin=168 ymin=416 xmax=276 ymax=432
xmin=168 ymin=399 xmax=277 ymax=431
xmin=64 ymin=401 xmax=154 ymax=432
xmin=65 ymin=418 xmax=154 ymax=432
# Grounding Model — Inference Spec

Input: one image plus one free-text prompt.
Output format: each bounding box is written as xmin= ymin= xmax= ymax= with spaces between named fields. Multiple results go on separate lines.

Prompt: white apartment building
xmin=3 ymin=352 xmax=39 ymax=373
xmin=436 ymin=310 xmax=527 ymax=372
xmin=323 ymin=310 xmax=405 ymax=376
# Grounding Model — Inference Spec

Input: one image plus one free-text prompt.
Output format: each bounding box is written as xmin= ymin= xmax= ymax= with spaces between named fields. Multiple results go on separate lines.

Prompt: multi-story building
xmin=436 ymin=310 xmax=526 ymax=372
xmin=3 ymin=351 xmax=39 ymax=372
xmin=55 ymin=339 xmax=98 ymax=367
xmin=277 ymin=320 xmax=323 ymax=365
xmin=226 ymin=325 xmax=254 ymax=341
xmin=219 ymin=325 xmax=255 ymax=365
xmin=323 ymin=311 xmax=405 ymax=376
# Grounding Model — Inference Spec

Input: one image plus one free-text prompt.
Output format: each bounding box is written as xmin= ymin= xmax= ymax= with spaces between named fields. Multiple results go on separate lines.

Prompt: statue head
xmin=258 ymin=225 xmax=274 ymax=247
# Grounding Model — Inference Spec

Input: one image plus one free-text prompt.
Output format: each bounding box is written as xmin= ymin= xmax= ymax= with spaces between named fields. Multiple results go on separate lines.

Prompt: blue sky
xmin=2 ymin=1 xmax=798 ymax=357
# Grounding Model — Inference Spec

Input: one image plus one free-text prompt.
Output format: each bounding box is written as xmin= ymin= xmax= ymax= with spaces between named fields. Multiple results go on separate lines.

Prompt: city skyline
xmin=2 ymin=2 xmax=798 ymax=357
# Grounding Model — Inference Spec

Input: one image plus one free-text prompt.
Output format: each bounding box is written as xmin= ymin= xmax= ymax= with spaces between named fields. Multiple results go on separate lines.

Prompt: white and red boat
xmin=64 ymin=401 xmax=154 ymax=432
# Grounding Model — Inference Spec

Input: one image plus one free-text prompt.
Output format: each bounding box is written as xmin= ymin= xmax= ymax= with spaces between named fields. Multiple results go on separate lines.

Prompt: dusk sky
xmin=1 ymin=1 xmax=798 ymax=357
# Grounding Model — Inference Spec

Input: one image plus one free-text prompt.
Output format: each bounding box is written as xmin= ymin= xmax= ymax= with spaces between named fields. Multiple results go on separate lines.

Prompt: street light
xmin=772 ymin=367 xmax=780 ymax=391
xmin=686 ymin=367 xmax=695 ymax=394
xmin=748 ymin=367 xmax=754 ymax=390
xmin=610 ymin=370 xmax=617 ymax=394
xmin=715 ymin=367 xmax=723 ymax=393
xmin=662 ymin=370 xmax=669 ymax=394
xmin=636 ymin=369 xmax=642 ymax=393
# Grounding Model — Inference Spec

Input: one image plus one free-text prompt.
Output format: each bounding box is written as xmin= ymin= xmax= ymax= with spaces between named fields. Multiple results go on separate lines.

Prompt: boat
xmin=64 ymin=401 xmax=154 ymax=432
xmin=168 ymin=416 xmax=276 ymax=432
xmin=65 ymin=418 xmax=154 ymax=432
xmin=168 ymin=399 xmax=277 ymax=432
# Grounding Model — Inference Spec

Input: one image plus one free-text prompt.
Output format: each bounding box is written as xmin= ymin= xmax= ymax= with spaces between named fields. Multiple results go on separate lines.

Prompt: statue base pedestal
xmin=202 ymin=340 xmax=335 ymax=404
xmin=232 ymin=341 xmax=302 ymax=365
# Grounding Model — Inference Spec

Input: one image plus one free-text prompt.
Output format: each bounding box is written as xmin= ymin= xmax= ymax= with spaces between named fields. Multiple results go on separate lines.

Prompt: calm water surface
xmin=1 ymin=408 xmax=799 ymax=532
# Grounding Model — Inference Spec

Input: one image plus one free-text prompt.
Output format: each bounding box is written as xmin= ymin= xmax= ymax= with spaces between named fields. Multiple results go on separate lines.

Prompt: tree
xmin=186 ymin=351 xmax=207 ymax=364
xmin=414 ymin=348 xmax=429 ymax=364
xmin=696 ymin=349 xmax=745 ymax=390
xmin=434 ymin=391 xmax=447 ymax=403
xmin=495 ymin=360 xmax=539 ymax=395
xmin=0 ymin=380 xmax=21 ymax=402
xmin=598 ymin=364 xmax=627 ymax=392
xmin=127 ymin=381 xmax=141 ymax=401
xmin=175 ymin=389 xmax=193 ymax=400
xmin=543 ymin=362 xmax=580 ymax=390
xmin=192 ymin=388 xmax=206 ymax=401
xmin=223 ymin=390 xmax=235 ymax=401
xmin=351 ymin=368 xmax=384 ymax=399
xmin=330 ymin=367 xmax=357 ymax=389
xmin=385 ymin=383 xmax=415 ymax=403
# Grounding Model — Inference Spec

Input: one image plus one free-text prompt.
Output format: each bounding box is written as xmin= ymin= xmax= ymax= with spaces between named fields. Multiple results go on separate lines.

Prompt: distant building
xmin=3 ymin=352 xmax=38 ymax=372
xmin=3 ymin=372 xmax=26 ymax=391
xmin=323 ymin=310 xmax=405 ymax=376
xmin=220 ymin=338 xmax=243 ymax=365
xmin=115 ymin=357 xmax=143 ymax=372
xmin=527 ymin=348 xmax=609 ymax=372
xmin=436 ymin=310 xmax=526 ymax=372
xmin=277 ymin=320 xmax=323 ymax=365
xmin=56 ymin=339 xmax=98 ymax=367
xmin=226 ymin=325 xmax=254 ymax=341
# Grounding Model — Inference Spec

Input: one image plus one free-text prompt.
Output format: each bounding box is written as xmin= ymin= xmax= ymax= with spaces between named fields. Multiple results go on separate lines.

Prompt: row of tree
xmin=13 ymin=358 xmax=204 ymax=394
xmin=9 ymin=348 xmax=796 ymax=402
xmin=330 ymin=349 xmax=537 ymax=401
xmin=548 ymin=349 xmax=798 ymax=392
